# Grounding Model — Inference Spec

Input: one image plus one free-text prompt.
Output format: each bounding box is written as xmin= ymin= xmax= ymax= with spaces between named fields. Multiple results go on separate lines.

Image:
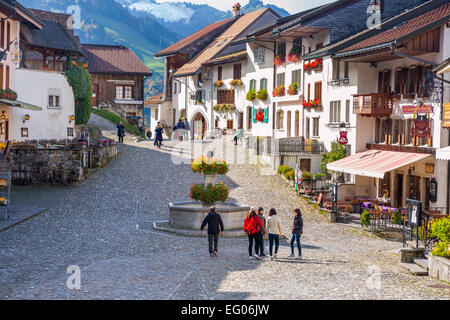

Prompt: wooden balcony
xmin=353 ymin=93 xmax=393 ymax=118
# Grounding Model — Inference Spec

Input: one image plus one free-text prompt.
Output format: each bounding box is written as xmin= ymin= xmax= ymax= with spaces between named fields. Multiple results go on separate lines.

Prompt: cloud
xmin=129 ymin=1 xmax=195 ymax=23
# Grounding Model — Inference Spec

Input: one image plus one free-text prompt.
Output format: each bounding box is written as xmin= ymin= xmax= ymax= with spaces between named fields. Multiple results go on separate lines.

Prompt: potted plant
xmin=256 ymin=89 xmax=268 ymax=101
xmin=230 ymin=79 xmax=243 ymax=87
xmin=246 ymin=89 xmax=256 ymax=101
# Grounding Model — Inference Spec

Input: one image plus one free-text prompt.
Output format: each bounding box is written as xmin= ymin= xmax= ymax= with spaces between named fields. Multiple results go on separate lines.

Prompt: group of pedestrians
xmin=200 ymin=205 xmax=303 ymax=260
xmin=117 ymin=121 xmax=164 ymax=147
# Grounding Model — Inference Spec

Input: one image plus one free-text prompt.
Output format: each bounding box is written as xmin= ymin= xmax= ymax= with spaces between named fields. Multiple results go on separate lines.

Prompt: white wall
xmin=9 ymin=69 xmax=75 ymax=141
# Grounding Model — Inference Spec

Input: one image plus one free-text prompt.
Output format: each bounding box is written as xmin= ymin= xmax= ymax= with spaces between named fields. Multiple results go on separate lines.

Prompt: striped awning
xmin=436 ymin=146 xmax=450 ymax=160
xmin=327 ymin=149 xmax=432 ymax=179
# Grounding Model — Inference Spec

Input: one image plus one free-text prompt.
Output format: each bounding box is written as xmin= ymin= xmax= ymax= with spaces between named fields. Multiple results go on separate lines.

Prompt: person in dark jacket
xmin=146 ymin=128 xmax=152 ymax=141
xmin=155 ymin=123 xmax=163 ymax=149
xmin=201 ymin=206 xmax=224 ymax=257
xmin=117 ymin=122 xmax=125 ymax=143
xmin=289 ymin=208 xmax=303 ymax=260
xmin=256 ymin=207 xmax=267 ymax=257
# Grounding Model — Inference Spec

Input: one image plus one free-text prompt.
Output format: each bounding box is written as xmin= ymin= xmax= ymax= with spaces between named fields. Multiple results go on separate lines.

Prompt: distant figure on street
xmin=266 ymin=208 xmax=282 ymax=260
xmin=155 ymin=123 xmax=163 ymax=149
xmin=233 ymin=129 xmax=243 ymax=145
xmin=117 ymin=122 xmax=125 ymax=143
xmin=146 ymin=128 xmax=152 ymax=141
xmin=244 ymin=207 xmax=263 ymax=260
xmin=257 ymin=207 xmax=267 ymax=257
xmin=177 ymin=118 xmax=186 ymax=130
xmin=200 ymin=206 xmax=224 ymax=257
xmin=289 ymin=208 xmax=303 ymax=260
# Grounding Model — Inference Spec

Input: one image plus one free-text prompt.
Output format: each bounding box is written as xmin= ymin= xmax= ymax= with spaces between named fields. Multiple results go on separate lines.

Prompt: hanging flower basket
xmin=273 ymin=55 xmax=286 ymax=67
xmin=229 ymin=79 xmax=243 ymax=87
xmin=214 ymin=80 xmax=224 ymax=88
xmin=272 ymin=85 xmax=285 ymax=97
xmin=304 ymin=59 xmax=323 ymax=72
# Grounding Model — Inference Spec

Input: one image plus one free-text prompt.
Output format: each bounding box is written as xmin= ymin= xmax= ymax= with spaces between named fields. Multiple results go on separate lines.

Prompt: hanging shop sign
xmin=338 ymin=129 xmax=348 ymax=145
xmin=411 ymin=103 xmax=432 ymax=139
xmin=401 ymin=104 xmax=433 ymax=114
xmin=443 ymin=102 xmax=450 ymax=129
xmin=11 ymin=41 xmax=22 ymax=67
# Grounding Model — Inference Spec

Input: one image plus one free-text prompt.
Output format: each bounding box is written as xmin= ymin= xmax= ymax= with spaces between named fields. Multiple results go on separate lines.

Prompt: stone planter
xmin=429 ymin=255 xmax=450 ymax=283
xmin=169 ymin=201 xmax=250 ymax=232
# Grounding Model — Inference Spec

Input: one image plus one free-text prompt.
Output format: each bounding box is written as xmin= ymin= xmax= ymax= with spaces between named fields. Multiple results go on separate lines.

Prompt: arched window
xmin=260 ymin=78 xmax=268 ymax=91
xmin=249 ymin=79 xmax=256 ymax=91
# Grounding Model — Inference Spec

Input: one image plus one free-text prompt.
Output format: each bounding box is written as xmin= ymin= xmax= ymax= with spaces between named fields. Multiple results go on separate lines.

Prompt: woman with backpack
xmin=289 ymin=208 xmax=303 ymax=260
xmin=244 ymin=207 xmax=263 ymax=260
xmin=266 ymin=208 xmax=282 ymax=260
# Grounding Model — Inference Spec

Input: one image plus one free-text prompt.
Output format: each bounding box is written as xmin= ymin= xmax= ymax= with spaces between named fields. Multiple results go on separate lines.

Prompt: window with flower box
xmin=260 ymin=78 xmax=267 ymax=90
xmin=277 ymin=73 xmax=285 ymax=87
xmin=292 ymin=70 xmax=301 ymax=87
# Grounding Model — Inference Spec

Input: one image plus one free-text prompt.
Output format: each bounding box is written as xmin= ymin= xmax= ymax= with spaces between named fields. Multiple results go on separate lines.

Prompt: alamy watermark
xmin=365 ymin=265 xmax=382 ymax=290
xmin=66 ymin=5 xmax=81 ymax=31
xmin=66 ymin=265 xmax=81 ymax=290
xmin=367 ymin=4 xmax=381 ymax=30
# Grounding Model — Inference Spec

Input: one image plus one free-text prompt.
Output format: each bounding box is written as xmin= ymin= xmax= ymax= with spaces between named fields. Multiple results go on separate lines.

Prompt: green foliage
xmin=431 ymin=241 xmax=450 ymax=258
xmin=361 ymin=210 xmax=371 ymax=227
xmin=189 ymin=182 xmax=229 ymax=204
xmin=391 ymin=210 xmax=403 ymax=225
xmin=277 ymin=165 xmax=292 ymax=175
xmin=191 ymin=157 xmax=229 ymax=175
xmin=91 ymin=108 xmax=145 ymax=138
xmin=256 ymin=89 xmax=268 ymax=100
xmin=431 ymin=217 xmax=450 ymax=243
xmin=285 ymin=170 xmax=295 ymax=181
xmin=301 ymin=172 xmax=313 ymax=181
xmin=246 ymin=89 xmax=256 ymax=101
xmin=64 ymin=57 xmax=92 ymax=125
xmin=313 ymin=173 xmax=327 ymax=180
xmin=320 ymin=141 xmax=347 ymax=173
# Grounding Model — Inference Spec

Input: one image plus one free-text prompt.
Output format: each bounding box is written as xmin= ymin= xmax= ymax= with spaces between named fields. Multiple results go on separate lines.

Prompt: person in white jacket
xmin=266 ymin=208 xmax=282 ymax=260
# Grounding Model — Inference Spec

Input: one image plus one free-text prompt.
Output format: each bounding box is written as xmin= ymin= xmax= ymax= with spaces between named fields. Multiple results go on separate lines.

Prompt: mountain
xmin=19 ymin=0 xmax=290 ymax=97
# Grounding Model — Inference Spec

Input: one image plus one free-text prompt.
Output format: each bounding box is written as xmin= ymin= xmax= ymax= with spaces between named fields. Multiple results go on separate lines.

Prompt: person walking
xmin=146 ymin=128 xmax=152 ymax=141
xmin=244 ymin=207 xmax=263 ymax=260
xmin=200 ymin=206 xmax=224 ymax=257
xmin=117 ymin=122 xmax=125 ymax=143
xmin=155 ymin=123 xmax=163 ymax=149
xmin=288 ymin=208 xmax=303 ymax=260
xmin=256 ymin=207 xmax=267 ymax=257
xmin=266 ymin=208 xmax=282 ymax=260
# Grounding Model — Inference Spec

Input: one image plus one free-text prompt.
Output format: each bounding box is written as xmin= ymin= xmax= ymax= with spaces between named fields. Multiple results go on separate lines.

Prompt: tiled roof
xmin=339 ymin=2 xmax=450 ymax=54
xmin=82 ymin=44 xmax=152 ymax=75
xmin=174 ymin=8 xmax=269 ymax=77
xmin=154 ymin=18 xmax=234 ymax=57
xmin=144 ymin=93 xmax=163 ymax=105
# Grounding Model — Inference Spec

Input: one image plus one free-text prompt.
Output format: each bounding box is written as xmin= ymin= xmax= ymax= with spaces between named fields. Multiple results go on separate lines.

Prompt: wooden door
xmin=395 ymin=174 xmax=403 ymax=208
xmin=193 ymin=113 xmax=205 ymax=140
xmin=92 ymin=84 xmax=98 ymax=107
xmin=300 ymin=159 xmax=311 ymax=172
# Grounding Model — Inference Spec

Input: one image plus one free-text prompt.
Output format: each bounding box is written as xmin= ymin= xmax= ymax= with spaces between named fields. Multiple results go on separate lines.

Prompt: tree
xmin=320 ymin=141 xmax=347 ymax=173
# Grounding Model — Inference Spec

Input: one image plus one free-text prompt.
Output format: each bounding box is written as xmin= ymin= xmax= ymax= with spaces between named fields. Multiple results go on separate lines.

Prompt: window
xmin=21 ymin=128 xmax=28 ymax=138
xmin=218 ymin=66 xmax=222 ymax=81
xmin=277 ymin=110 xmax=284 ymax=129
xmin=48 ymin=95 xmax=60 ymax=108
xmin=312 ymin=118 xmax=320 ymax=137
xmin=329 ymin=101 xmax=341 ymax=123
xmin=217 ymin=90 xmax=235 ymax=104
xmin=67 ymin=127 xmax=74 ymax=137
xmin=344 ymin=62 xmax=349 ymax=79
xmin=233 ymin=64 xmax=241 ymax=80
xmin=6 ymin=22 xmax=10 ymax=48
xmin=293 ymin=37 xmax=302 ymax=52
xmin=345 ymin=100 xmax=350 ymax=123
xmin=314 ymin=81 xmax=322 ymax=101
xmin=173 ymin=81 xmax=177 ymax=94
xmin=255 ymin=47 xmax=265 ymax=65
xmin=292 ymin=69 xmax=301 ymax=86
xmin=227 ymin=119 xmax=234 ymax=130
xmin=276 ymin=73 xmax=285 ymax=86
xmin=378 ymin=70 xmax=391 ymax=94
xmin=315 ymin=43 xmax=323 ymax=50
xmin=260 ymin=78 xmax=268 ymax=90
xmin=249 ymin=80 xmax=256 ymax=91
xmin=277 ymin=42 xmax=286 ymax=56
xmin=116 ymin=85 xmax=133 ymax=99
xmin=333 ymin=60 xmax=340 ymax=80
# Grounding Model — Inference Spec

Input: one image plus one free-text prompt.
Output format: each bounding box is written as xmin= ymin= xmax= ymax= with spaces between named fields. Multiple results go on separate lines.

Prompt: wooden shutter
xmin=0 ymin=20 xmax=4 ymax=49
xmin=264 ymin=107 xmax=269 ymax=123
xmin=307 ymin=83 xmax=311 ymax=101
xmin=314 ymin=81 xmax=322 ymax=101
xmin=5 ymin=65 xmax=9 ymax=89
xmin=6 ymin=22 xmax=10 ymax=48
xmin=218 ymin=67 xmax=222 ymax=81
xmin=252 ymin=107 xmax=257 ymax=123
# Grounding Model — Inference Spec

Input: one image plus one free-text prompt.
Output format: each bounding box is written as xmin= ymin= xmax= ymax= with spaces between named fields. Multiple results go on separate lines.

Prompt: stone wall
xmin=10 ymin=144 xmax=117 ymax=185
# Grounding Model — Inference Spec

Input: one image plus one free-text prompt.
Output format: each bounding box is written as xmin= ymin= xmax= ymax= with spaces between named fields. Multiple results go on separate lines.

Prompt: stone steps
xmin=413 ymin=257 xmax=429 ymax=271
xmin=399 ymin=262 xmax=428 ymax=276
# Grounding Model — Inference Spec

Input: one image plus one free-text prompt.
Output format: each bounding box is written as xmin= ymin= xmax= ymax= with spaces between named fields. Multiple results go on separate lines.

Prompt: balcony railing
xmin=353 ymin=93 xmax=393 ymax=118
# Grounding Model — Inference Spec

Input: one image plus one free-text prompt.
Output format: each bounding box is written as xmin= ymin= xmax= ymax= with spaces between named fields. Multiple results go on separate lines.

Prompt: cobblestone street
xmin=0 ymin=136 xmax=449 ymax=300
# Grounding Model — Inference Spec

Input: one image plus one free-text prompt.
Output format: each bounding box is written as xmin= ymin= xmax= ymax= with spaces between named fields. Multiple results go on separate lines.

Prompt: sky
xmin=153 ymin=0 xmax=335 ymax=14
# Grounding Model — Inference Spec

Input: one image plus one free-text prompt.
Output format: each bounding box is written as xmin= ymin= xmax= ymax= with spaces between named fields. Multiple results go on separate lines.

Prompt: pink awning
xmin=327 ymin=149 xmax=432 ymax=179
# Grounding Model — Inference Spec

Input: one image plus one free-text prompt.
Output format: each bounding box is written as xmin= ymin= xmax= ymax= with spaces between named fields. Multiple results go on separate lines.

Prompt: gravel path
xmin=0 ymin=137 xmax=448 ymax=300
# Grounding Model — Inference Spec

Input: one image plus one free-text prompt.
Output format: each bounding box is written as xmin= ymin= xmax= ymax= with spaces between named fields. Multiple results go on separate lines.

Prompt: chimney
xmin=232 ymin=3 xmax=241 ymax=18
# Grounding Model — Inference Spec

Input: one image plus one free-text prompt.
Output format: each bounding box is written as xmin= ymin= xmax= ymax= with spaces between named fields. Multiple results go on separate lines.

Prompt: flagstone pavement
xmin=0 ymin=136 xmax=449 ymax=300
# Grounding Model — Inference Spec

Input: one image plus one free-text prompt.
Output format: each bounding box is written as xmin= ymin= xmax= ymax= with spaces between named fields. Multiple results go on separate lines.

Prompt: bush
xmin=361 ymin=210 xmax=371 ymax=227
xmin=431 ymin=241 xmax=450 ymax=258
xmin=391 ymin=210 xmax=403 ymax=225
xmin=301 ymin=171 xmax=312 ymax=181
xmin=431 ymin=217 xmax=450 ymax=243
xmin=277 ymin=165 xmax=292 ymax=175
xmin=189 ymin=182 xmax=229 ymax=204
xmin=313 ymin=173 xmax=326 ymax=180
xmin=285 ymin=170 xmax=295 ymax=181
xmin=246 ymin=89 xmax=256 ymax=101
xmin=256 ymin=89 xmax=268 ymax=101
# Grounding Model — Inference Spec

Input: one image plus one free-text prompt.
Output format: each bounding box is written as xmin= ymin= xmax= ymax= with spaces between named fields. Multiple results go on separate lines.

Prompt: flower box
xmin=213 ymin=104 xmax=236 ymax=113
xmin=272 ymin=85 xmax=285 ymax=97
xmin=304 ymin=59 xmax=323 ymax=73
xmin=302 ymin=98 xmax=322 ymax=110
xmin=273 ymin=55 xmax=286 ymax=67
xmin=256 ymin=89 xmax=268 ymax=101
